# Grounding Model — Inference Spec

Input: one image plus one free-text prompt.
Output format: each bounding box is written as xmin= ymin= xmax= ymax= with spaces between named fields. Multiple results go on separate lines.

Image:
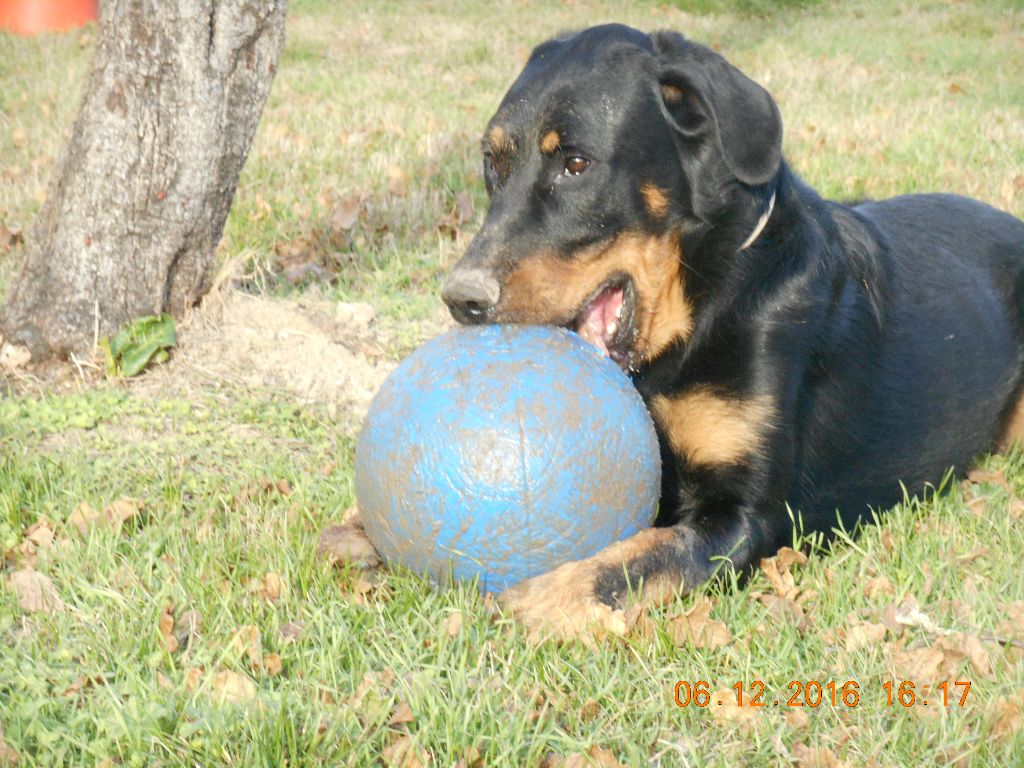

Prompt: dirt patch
xmin=138 ymin=290 xmax=453 ymax=430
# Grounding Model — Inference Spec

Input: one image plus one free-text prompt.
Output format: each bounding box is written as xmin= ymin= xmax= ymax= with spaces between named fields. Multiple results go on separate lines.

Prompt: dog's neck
xmin=739 ymin=191 xmax=776 ymax=251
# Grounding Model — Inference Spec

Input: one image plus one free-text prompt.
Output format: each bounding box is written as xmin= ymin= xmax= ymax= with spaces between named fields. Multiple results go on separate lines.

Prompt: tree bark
xmin=0 ymin=0 xmax=287 ymax=360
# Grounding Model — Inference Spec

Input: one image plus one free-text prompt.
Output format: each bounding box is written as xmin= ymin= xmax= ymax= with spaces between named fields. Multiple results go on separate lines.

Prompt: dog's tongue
xmin=576 ymin=285 xmax=624 ymax=357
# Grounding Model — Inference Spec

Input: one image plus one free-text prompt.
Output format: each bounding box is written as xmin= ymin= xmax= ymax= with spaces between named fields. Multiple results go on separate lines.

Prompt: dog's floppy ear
xmin=652 ymin=31 xmax=782 ymax=187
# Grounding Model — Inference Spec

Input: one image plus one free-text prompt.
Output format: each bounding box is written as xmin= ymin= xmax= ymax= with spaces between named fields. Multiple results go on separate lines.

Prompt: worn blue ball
xmin=354 ymin=325 xmax=660 ymax=592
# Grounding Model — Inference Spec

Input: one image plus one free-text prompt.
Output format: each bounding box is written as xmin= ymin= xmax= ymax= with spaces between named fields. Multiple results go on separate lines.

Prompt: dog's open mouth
xmin=570 ymin=278 xmax=636 ymax=369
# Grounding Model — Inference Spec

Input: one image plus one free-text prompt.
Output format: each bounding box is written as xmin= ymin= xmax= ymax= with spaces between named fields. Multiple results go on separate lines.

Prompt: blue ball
xmin=355 ymin=325 xmax=660 ymax=592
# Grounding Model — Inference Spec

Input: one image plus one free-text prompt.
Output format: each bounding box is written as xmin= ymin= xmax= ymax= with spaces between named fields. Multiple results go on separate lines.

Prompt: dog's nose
xmin=441 ymin=268 xmax=500 ymax=324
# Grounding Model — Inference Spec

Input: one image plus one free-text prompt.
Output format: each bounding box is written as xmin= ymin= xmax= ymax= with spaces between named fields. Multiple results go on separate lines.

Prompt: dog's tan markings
xmin=498 ymin=527 xmax=678 ymax=642
xmin=640 ymin=183 xmax=669 ymax=219
xmin=661 ymin=84 xmax=684 ymax=103
xmin=996 ymin=392 xmax=1024 ymax=452
xmin=540 ymin=129 xmax=560 ymax=153
xmin=649 ymin=389 xmax=776 ymax=466
xmin=498 ymin=231 xmax=695 ymax=361
xmin=487 ymin=125 xmax=514 ymax=153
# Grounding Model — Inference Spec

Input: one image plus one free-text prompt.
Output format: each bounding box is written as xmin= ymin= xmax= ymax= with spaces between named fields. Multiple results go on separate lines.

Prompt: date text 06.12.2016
xmin=673 ymin=680 xmax=972 ymax=709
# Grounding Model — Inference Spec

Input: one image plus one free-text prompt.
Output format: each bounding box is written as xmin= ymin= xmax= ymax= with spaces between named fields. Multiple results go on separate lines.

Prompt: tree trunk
xmin=0 ymin=0 xmax=287 ymax=360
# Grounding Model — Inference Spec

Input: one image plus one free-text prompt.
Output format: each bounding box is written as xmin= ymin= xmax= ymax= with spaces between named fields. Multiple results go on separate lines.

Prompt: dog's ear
xmin=652 ymin=31 xmax=782 ymax=187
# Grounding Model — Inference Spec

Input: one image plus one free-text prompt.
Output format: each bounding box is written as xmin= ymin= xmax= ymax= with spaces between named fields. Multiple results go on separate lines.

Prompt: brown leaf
xmin=990 ymin=693 xmax=1023 ymax=740
xmin=330 ymin=196 xmax=360 ymax=232
xmin=948 ymin=82 xmax=965 ymax=95
xmin=280 ymin=621 xmax=305 ymax=643
xmin=183 ymin=666 xmax=204 ymax=692
xmin=317 ymin=522 xmax=381 ymax=568
xmin=230 ymin=625 xmax=262 ymax=668
xmin=997 ymin=601 xmax=1024 ymax=638
xmin=708 ymin=688 xmax=758 ymax=723
xmin=173 ymin=610 xmax=202 ymax=651
xmin=67 ymin=502 xmax=100 ymax=535
xmin=156 ymin=671 xmax=174 ymax=690
xmin=24 ymin=520 xmax=56 ymax=549
xmin=9 ymin=568 xmax=65 ymax=614
xmin=580 ymin=698 xmax=600 ymax=722
xmin=758 ymin=594 xmax=811 ymax=631
xmin=0 ymin=725 xmax=19 ymax=766
xmin=966 ymin=466 xmax=1008 ymax=490
xmin=863 ymin=575 xmax=893 ymax=599
xmin=388 ymin=701 xmax=415 ymax=727
xmin=956 ymin=546 xmax=990 ymax=564
xmin=381 ymin=735 xmax=428 ymax=768
xmin=386 ymin=165 xmax=408 ymax=196
xmin=63 ymin=674 xmax=104 ymax=697
xmin=263 ymin=653 xmax=283 ymax=677
xmin=256 ymin=572 xmax=285 ymax=602
xmin=585 ymin=746 xmax=626 ymax=768
xmin=666 ymin=599 xmax=731 ymax=649
xmin=158 ymin=605 xmax=179 ymax=653
xmin=785 ymin=708 xmax=810 ymax=729
xmin=844 ymin=621 xmax=886 ymax=652
xmin=444 ymin=610 xmax=463 ymax=637
xmin=760 ymin=555 xmax=798 ymax=599
xmin=791 ymin=743 xmax=844 ymax=768
xmin=890 ymin=644 xmax=963 ymax=683
xmin=209 ymin=669 xmax=258 ymax=704
xmin=103 ymin=497 xmax=143 ymax=529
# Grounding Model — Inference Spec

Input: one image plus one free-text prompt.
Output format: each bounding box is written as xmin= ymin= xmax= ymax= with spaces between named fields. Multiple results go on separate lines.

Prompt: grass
xmin=1 ymin=0 xmax=1024 ymax=765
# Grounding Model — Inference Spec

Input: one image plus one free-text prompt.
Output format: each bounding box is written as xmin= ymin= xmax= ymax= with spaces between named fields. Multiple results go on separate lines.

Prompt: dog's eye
xmin=563 ymin=156 xmax=590 ymax=176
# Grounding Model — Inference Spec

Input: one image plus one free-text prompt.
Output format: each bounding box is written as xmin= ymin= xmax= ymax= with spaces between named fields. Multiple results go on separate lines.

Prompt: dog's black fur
xmin=440 ymin=24 xmax=1024 ymax=635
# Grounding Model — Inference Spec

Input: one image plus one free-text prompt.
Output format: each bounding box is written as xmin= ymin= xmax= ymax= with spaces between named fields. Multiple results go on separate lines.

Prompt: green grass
xmin=2 ymin=0 xmax=1024 ymax=765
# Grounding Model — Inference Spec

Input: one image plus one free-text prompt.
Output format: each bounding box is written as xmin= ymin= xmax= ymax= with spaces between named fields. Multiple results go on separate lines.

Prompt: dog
xmin=430 ymin=24 xmax=1024 ymax=639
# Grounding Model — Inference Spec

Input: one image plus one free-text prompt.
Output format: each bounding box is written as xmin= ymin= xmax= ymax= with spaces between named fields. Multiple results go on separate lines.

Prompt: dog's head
xmin=442 ymin=24 xmax=783 ymax=370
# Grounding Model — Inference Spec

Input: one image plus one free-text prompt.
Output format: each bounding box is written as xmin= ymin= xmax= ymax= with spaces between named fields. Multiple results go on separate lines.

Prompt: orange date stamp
xmin=673 ymin=680 xmax=972 ymax=709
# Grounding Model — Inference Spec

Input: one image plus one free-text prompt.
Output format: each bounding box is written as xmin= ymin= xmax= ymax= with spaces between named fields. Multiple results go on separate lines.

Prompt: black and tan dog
xmin=430 ymin=23 xmax=1024 ymax=638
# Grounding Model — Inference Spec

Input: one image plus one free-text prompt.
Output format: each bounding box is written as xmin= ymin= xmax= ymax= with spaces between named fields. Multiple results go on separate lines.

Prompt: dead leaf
xmin=666 ymin=599 xmax=731 ymax=649
xmin=997 ymin=602 xmax=1024 ymax=638
xmin=863 ymin=575 xmax=893 ymax=599
xmin=381 ymin=734 xmax=428 ymax=768
xmin=708 ymin=687 xmax=759 ymax=723
xmin=844 ymin=621 xmax=887 ymax=652
xmin=444 ymin=610 xmax=463 ymax=638
xmin=250 ymin=572 xmax=285 ymax=602
xmin=890 ymin=644 xmax=963 ymax=683
xmin=104 ymin=497 xmax=143 ymax=529
xmin=230 ymin=625 xmax=262 ymax=668
xmin=948 ymin=82 xmax=965 ymax=95
xmin=990 ymin=693 xmax=1023 ymax=740
xmin=24 ymin=520 xmax=56 ymax=549
xmin=209 ymin=669 xmax=258 ymax=704
xmin=156 ymin=671 xmax=174 ymax=690
xmin=758 ymin=594 xmax=811 ymax=631
xmin=67 ymin=502 xmax=100 ymax=535
xmin=63 ymin=674 xmax=104 ymax=697
xmin=331 ymin=196 xmax=360 ymax=232
xmin=759 ymin=548 xmax=805 ymax=600
xmin=173 ymin=610 xmax=202 ymax=651
xmin=158 ymin=605 xmax=179 ymax=653
xmin=583 ymin=746 xmax=626 ymax=768
xmin=263 ymin=653 xmax=282 ymax=677
xmin=966 ymin=467 xmax=1008 ymax=490
xmin=387 ymin=165 xmax=407 ymax=196
xmin=9 ymin=568 xmax=65 ymax=614
xmin=317 ymin=522 xmax=381 ymax=568
xmin=388 ymin=701 xmax=415 ymax=727
xmin=939 ymin=633 xmax=991 ymax=677
xmin=183 ymin=666 xmax=204 ymax=692
xmin=791 ymin=743 xmax=843 ymax=768
xmin=280 ymin=621 xmax=305 ymax=642
xmin=956 ymin=546 xmax=990 ymax=564
xmin=785 ymin=708 xmax=810 ymax=729
xmin=581 ymin=698 xmax=600 ymax=722
xmin=0 ymin=725 xmax=19 ymax=766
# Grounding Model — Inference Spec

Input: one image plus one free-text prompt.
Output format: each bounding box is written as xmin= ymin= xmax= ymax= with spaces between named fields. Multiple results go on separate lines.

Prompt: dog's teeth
xmin=615 ymin=304 xmax=623 ymax=319
xmin=607 ymin=321 xmax=618 ymax=337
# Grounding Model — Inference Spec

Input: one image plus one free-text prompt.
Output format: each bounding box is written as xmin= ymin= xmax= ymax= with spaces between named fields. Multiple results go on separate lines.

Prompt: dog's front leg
xmin=498 ymin=507 xmax=766 ymax=641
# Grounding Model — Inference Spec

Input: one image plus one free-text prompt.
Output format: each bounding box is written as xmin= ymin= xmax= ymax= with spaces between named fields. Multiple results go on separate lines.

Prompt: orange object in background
xmin=0 ymin=0 xmax=97 ymax=36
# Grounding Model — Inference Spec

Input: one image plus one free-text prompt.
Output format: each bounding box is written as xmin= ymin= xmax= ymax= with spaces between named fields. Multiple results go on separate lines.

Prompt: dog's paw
xmin=317 ymin=514 xmax=381 ymax=569
xmin=498 ymin=558 xmax=629 ymax=643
